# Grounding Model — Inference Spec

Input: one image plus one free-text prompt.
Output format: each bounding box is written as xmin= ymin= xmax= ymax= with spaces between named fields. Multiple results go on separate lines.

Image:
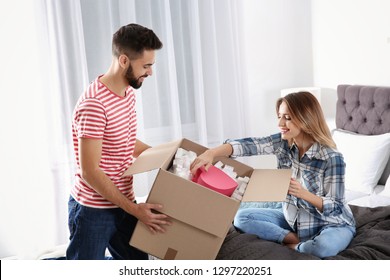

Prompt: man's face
xmin=125 ymin=50 xmax=156 ymax=89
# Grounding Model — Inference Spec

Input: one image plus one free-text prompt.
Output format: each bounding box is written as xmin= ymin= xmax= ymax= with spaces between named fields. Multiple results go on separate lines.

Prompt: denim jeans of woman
xmin=66 ymin=196 xmax=147 ymax=260
xmin=234 ymin=207 xmax=355 ymax=259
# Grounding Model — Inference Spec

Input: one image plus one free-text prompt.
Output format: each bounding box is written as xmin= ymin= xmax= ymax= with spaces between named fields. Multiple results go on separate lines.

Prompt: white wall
xmin=238 ymin=0 xmax=313 ymax=168
xmin=312 ymin=0 xmax=390 ymax=88
xmin=241 ymin=0 xmax=314 ymax=137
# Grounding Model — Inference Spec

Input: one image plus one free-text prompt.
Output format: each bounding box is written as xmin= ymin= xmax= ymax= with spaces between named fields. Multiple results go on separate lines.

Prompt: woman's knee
xmin=298 ymin=230 xmax=352 ymax=258
xmin=233 ymin=208 xmax=252 ymax=230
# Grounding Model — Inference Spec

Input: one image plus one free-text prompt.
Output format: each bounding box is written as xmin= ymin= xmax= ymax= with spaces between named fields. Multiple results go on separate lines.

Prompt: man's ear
xmin=118 ymin=54 xmax=129 ymax=68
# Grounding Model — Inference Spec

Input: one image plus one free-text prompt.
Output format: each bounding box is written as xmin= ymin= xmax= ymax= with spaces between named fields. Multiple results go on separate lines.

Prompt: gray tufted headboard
xmin=336 ymin=84 xmax=390 ymax=134
xmin=336 ymin=84 xmax=390 ymax=185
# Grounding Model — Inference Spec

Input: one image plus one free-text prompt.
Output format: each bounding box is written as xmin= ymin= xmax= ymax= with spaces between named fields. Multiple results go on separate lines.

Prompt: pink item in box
xmin=192 ymin=166 xmax=238 ymax=196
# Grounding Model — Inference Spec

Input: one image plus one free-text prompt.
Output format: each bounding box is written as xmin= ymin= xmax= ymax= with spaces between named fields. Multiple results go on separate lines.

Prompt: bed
xmin=216 ymin=84 xmax=390 ymax=260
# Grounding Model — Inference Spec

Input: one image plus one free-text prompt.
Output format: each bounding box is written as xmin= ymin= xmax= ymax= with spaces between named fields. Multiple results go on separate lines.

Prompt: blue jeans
xmin=66 ymin=196 xmax=147 ymax=260
xmin=234 ymin=207 xmax=355 ymax=259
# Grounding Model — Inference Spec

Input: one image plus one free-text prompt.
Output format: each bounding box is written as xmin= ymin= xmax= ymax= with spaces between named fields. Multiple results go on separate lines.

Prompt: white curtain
xmin=0 ymin=0 xmax=249 ymax=258
xmin=79 ymin=0 xmax=249 ymax=146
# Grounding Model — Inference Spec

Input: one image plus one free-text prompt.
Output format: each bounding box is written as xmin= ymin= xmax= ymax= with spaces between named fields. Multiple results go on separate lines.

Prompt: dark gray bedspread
xmin=216 ymin=205 xmax=390 ymax=260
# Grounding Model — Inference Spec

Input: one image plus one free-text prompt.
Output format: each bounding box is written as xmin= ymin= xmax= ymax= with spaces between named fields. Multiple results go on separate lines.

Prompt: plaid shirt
xmin=226 ymin=133 xmax=355 ymax=241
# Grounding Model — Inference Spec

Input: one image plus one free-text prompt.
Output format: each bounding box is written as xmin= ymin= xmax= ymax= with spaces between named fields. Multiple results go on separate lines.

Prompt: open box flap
xmin=179 ymin=138 xmax=208 ymax=156
xmin=122 ymin=139 xmax=182 ymax=177
xmin=147 ymin=169 xmax=239 ymax=238
xmin=242 ymin=169 xmax=292 ymax=202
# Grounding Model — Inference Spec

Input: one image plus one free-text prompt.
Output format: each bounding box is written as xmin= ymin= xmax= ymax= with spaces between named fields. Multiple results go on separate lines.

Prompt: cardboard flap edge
xmin=122 ymin=139 xmax=182 ymax=177
xmin=242 ymin=169 xmax=292 ymax=202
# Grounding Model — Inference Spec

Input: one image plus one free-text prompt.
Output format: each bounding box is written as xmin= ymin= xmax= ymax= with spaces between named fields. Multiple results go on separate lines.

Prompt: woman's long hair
xmin=276 ymin=91 xmax=336 ymax=149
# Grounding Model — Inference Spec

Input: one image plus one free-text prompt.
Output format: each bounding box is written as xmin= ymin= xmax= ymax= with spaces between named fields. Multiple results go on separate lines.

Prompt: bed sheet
xmin=216 ymin=205 xmax=390 ymax=260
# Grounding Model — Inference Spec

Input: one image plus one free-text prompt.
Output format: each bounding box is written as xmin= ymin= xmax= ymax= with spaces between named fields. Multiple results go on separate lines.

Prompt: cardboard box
xmin=123 ymin=138 xmax=292 ymax=260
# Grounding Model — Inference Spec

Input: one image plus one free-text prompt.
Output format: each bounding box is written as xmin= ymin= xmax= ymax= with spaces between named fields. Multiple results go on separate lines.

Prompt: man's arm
xmin=79 ymin=137 xmax=170 ymax=233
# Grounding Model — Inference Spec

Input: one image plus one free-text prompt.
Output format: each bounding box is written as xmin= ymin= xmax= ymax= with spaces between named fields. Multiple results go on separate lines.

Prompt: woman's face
xmin=277 ymin=101 xmax=302 ymax=141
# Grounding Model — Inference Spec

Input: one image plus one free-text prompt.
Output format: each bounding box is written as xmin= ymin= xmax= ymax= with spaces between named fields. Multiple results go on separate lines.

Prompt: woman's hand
xmin=190 ymin=143 xmax=233 ymax=175
xmin=288 ymin=178 xmax=307 ymax=199
xmin=288 ymin=178 xmax=324 ymax=212
xmin=190 ymin=150 xmax=215 ymax=175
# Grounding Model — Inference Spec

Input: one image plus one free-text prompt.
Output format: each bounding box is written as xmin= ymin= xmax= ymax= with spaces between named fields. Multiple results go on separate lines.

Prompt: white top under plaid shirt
xmin=226 ymin=133 xmax=355 ymax=241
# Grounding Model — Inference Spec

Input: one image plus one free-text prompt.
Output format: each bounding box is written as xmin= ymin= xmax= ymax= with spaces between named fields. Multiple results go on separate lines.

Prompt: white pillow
xmin=348 ymin=193 xmax=390 ymax=207
xmin=381 ymin=175 xmax=390 ymax=197
xmin=332 ymin=129 xmax=390 ymax=194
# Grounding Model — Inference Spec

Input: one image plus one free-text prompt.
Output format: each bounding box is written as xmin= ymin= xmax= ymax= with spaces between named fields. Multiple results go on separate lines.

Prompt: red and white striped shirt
xmin=71 ymin=76 xmax=137 ymax=208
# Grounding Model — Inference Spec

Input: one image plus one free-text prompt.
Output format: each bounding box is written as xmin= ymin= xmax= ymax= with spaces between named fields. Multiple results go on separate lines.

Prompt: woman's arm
xmin=288 ymin=178 xmax=324 ymax=212
xmin=190 ymin=143 xmax=233 ymax=174
xmin=320 ymin=154 xmax=347 ymax=216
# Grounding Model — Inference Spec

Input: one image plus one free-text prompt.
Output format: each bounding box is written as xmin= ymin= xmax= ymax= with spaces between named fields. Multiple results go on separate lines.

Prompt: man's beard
xmin=125 ymin=65 xmax=147 ymax=89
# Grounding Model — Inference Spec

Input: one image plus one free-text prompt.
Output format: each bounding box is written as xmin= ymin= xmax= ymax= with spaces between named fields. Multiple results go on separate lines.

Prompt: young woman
xmin=190 ymin=91 xmax=355 ymax=258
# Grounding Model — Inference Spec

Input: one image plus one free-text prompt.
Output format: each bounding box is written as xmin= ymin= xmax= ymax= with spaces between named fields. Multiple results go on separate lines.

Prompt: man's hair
xmin=112 ymin=23 xmax=163 ymax=59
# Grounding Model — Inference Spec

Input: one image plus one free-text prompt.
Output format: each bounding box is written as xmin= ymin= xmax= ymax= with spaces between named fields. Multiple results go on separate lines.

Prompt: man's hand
xmin=134 ymin=203 xmax=172 ymax=234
